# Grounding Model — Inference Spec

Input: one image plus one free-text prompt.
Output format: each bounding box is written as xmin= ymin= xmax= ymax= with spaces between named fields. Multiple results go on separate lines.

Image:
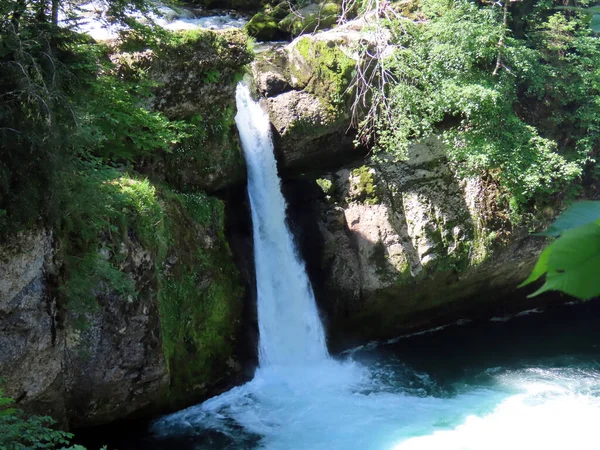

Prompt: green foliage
xmin=521 ymin=201 xmax=600 ymax=299
xmin=0 ymin=388 xmax=83 ymax=450
xmin=81 ymin=74 xmax=190 ymax=161
xmin=57 ymin=172 xmax=168 ymax=320
xmin=155 ymin=191 xmax=244 ymax=403
xmin=555 ymin=4 xmax=600 ymax=32
xmin=0 ymin=3 xmax=193 ymax=323
xmin=368 ymin=0 xmax=598 ymax=211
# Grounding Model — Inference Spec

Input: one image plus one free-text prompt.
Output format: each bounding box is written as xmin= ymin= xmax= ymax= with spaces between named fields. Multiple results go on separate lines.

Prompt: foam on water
xmin=59 ymin=1 xmax=247 ymax=41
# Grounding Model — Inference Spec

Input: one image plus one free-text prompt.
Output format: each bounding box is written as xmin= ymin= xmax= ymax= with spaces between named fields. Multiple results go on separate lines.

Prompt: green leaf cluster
xmin=367 ymin=0 xmax=599 ymax=212
xmin=521 ymin=201 xmax=600 ymax=299
xmin=0 ymin=388 xmax=84 ymax=450
xmin=0 ymin=5 xmax=192 ymax=319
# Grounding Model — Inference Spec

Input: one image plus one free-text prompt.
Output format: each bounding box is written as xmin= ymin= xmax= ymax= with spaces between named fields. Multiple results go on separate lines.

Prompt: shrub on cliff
xmin=352 ymin=0 xmax=599 ymax=215
xmin=0 ymin=388 xmax=84 ymax=450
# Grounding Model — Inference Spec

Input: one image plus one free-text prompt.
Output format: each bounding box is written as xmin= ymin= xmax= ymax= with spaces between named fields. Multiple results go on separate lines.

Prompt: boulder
xmin=0 ymin=186 xmax=246 ymax=428
xmin=299 ymin=137 xmax=547 ymax=344
xmin=253 ymin=25 xmax=368 ymax=174
xmin=245 ymin=12 xmax=281 ymax=40
xmin=279 ymin=2 xmax=341 ymax=37
xmin=113 ymin=29 xmax=253 ymax=192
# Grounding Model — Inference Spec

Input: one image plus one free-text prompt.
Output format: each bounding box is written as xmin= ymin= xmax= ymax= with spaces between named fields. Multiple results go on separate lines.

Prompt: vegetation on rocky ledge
xmin=354 ymin=0 xmax=600 ymax=219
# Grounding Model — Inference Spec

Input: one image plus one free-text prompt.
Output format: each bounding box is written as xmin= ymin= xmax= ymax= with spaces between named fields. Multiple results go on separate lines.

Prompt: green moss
xmin=349 ymin=166 xmax=379 ymax=205
xmin=55 ymin=172 xmax=244 ymax=397
xmin=316 ymin=178 xmax=333 ymax=194
xmin=157 ymin=190 xmax=244 ymax=403
xmin=245 ymin=12 xmax=280 ymax=40
xmin=292 ymin=35 xmax=355 ymax=108
xmin=280 ymin=2 xmax=340 ymax=36
xmin=267 ymin=2 xmax=291 ymax=20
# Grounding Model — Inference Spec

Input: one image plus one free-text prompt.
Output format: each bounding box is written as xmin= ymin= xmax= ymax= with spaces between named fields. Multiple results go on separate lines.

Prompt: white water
xmin=153 ymin=86 xmax=600 ymax=449
xmin=234 ymin=84 xmax=328 ymax=367
xmin=59 ymin=1 xmax=247 ymax=41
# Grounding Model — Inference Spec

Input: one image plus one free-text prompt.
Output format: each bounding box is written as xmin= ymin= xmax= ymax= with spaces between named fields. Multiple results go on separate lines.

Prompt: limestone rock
xmin=0 ymin=230 xmax=169 ymax=427
xmin=0 ymin=231 xmax=65 ymax=421
xmin=307 ymin=137 xmax=545 ymax=343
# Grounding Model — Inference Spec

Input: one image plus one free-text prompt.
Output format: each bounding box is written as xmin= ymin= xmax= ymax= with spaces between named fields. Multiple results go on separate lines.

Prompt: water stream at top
xmin=151 ymin=84 xmax=600 ymax=450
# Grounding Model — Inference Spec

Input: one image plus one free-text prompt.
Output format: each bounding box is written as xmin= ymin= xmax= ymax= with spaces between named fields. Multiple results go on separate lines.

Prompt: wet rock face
xmin=0 ymin=230 xmax=169 ymax=428
xmin=286 ymin=138 xmax=545 ymax=346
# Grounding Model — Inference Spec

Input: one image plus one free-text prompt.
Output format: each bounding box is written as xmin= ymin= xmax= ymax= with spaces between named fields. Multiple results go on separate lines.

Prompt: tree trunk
xmin=51 ymin=0 xmax=59 ymax=25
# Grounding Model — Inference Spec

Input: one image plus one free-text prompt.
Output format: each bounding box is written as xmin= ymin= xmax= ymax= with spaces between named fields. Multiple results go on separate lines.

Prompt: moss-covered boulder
xmin=0 ymin=178 xmax=246 ymax=427
xmin=156 ymin=189 xmax=245 ymax=405
xmin=252 ymin=27 xmax=362 ymax=174
xmin=245 ymin=12 xmax=280 ymax=40
xmin=112 ymin=29 xmax=253 ymax=192
xmin=279 ymin=2 xmax=340 ymax=36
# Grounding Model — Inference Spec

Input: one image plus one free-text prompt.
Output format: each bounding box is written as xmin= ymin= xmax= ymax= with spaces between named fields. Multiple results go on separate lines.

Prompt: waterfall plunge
xmin=153 ymin=84 xmax=600 ymax=450
xmin=234 ymin=83 xmax=328 ymax=367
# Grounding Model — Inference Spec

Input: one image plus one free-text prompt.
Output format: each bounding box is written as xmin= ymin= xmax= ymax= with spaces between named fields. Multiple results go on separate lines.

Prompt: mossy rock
xmin=245 ymin=12 xmax=280 ymax=40
xmin=266 ymin=1 xmax=292 ymax=20
xmin=290 ymin=34 xmax=355 ymax=107
xmin=348 ymin=166 xmax=379 ymax=204
xmin=279 ymin=2 xmax=340 ymax=37
xmin=157 ymin=189 xmax=245 ymax=405
xmin=142 ymin=28 xmax=252 ymax=192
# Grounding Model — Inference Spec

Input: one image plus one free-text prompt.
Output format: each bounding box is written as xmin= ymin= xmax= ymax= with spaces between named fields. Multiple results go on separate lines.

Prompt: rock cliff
xmin=250 ymin=26 xmax=549 ymax=345
xmin=0 ymin=186 xmax=245 ymax=428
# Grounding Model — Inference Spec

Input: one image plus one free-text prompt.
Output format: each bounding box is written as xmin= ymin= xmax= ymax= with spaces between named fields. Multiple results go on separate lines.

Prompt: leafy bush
xmin=521 ymin=201 xmax=600 ymax=299
xmin=0 ymin=388 xmax=84 ymax=450
xmin=364 ymin=0 xmax=599 ymax=212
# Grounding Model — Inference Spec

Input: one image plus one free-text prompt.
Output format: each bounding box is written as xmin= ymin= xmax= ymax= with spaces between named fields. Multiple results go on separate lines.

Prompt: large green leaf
xmin=519 ymin=244 xmax=552 ymax=287
xmin=536 ymin=201 xmax=600 ymax=236
xmin=529 ymin=222 xmax=600 ymax=300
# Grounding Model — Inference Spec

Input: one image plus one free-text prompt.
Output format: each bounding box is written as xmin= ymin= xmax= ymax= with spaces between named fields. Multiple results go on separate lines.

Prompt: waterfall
xmin=234 ymin=83 xmax=328 ymax=367
xmin=153 ymin=84 xmax=600 ymax=450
